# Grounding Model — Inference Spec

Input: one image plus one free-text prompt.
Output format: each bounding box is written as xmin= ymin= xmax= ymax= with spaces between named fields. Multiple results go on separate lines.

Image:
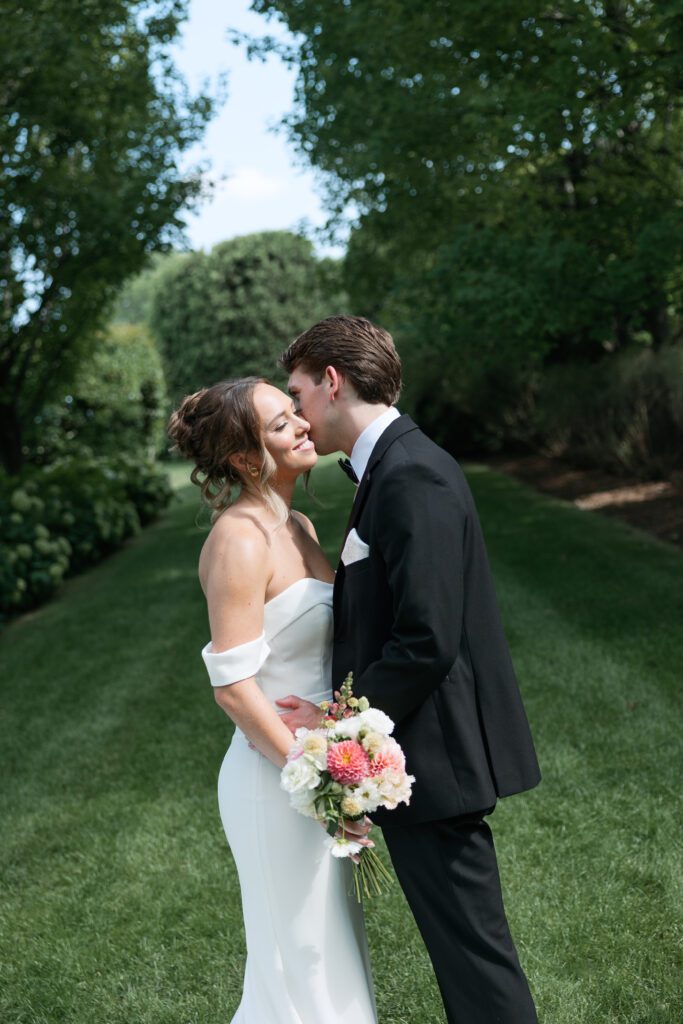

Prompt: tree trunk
xmin=0 ymin=402 xmax=24 ymax=475
xmin=645 ymin=302 xmax=670 ymax=350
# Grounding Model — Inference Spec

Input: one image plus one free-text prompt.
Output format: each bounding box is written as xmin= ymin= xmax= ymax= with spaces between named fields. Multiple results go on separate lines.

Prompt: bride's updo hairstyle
xmin=167 ymin=377 xmax=287 ymax=524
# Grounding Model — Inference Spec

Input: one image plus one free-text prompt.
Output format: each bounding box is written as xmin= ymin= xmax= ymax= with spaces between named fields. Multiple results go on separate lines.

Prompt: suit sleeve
xmin=354 ymin=460 xmax=466 ymax=725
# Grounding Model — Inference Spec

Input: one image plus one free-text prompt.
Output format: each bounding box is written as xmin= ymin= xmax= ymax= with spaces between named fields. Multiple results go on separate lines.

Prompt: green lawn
xmin=1 ymin=458 xmax=681 ymax=1024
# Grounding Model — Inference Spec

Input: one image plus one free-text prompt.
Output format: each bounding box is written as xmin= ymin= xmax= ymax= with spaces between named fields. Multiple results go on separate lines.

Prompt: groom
xmin=276 ymin=315 xmax=540 ymax=1024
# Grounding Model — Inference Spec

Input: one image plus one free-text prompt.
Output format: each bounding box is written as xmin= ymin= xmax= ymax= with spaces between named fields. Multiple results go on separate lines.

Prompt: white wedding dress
xmin=201 ymin=577 xmax=377 ymax=1024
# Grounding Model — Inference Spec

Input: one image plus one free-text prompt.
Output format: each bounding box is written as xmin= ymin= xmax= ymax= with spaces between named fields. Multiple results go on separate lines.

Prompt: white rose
xmin=353 ymin=778 xmax=382 ymax=813
xmin=289 ymin=788 xmax=320 ymax=819
xmin=329 ymin=716 xmax=363 ymax=740
xmin=358 ymin=707 xmax=394 ymax=736
xmin=281 ymin=758 xmax=321 ymax=794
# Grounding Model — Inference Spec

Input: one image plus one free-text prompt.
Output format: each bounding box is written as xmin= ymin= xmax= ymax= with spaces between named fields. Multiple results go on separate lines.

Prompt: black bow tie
xmin=338 ymin=457 xmax=359 ymax=485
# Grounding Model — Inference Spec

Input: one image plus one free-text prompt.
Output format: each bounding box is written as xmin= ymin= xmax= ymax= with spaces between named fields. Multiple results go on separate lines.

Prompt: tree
xmin=111 ymin=251 xmax=192 ymax=328
xmin=248 ymin=1 xmax=683 ymax=368
xmin=150 ymin=231 xmax=347 ymax=399
xmin=0 ymin=0 xmax=216 ymax=473
xmin=29 ymin=323 xmax=169 ymax=466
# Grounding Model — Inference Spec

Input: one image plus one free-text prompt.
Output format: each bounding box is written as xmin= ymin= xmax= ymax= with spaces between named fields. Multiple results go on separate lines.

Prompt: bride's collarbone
xmin=268 ymin=526 xmax=333 ymax=595
xmin=269 ymin=540 xmax=324 ymax=585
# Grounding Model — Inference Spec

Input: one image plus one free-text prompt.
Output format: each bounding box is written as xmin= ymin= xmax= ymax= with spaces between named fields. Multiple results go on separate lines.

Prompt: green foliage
xmin=0 ymin=0 xmax=216 ymax=473
xmin=0 ymin=455 xmax=172 ymax=618
xmin=112 ymin=252 xmax=193 ymax=328
xmin=249 ymin=1 xmax=683 ymax=470
xmin=530 ymin=345 xmax=683 ymax=477
xmin=27 ymin=323 xmax=169 ymax=465
xmin=150 ymin=231 xmax=347 ymax=399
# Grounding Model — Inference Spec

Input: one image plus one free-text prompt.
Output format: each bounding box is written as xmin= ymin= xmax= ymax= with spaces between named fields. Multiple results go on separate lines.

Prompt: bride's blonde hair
xmin=167 ymin=377 xmax=288 ymax=525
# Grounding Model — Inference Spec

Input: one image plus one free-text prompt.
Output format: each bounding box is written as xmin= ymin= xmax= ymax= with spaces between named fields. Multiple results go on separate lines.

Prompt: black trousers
xmin=381 ymin=810 xmax=538 ymax=1024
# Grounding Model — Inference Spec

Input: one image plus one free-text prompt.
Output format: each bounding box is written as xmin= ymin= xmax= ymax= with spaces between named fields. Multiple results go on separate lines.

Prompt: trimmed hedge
xmin=1 ymin=455 xmax=172 ymax=620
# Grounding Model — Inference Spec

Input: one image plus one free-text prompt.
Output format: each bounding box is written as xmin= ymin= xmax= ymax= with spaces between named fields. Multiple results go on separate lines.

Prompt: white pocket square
xmin=341 ymin=528 xmax=370 ymax=566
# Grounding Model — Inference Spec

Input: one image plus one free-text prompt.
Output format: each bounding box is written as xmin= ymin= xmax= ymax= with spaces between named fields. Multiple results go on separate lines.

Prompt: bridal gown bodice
xmin=201 ymin=577 xmax=377 ymax=1024
xmin=243 ymin=577 xmax=336 ymax=716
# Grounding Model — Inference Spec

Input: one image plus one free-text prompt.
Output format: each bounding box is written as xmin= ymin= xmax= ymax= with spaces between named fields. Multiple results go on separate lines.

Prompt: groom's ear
xmin=325 ymin=365 xmax=344 ymax=400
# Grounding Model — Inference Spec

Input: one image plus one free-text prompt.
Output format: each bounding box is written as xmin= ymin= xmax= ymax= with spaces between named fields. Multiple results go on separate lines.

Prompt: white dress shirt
xmin=349 ymin=406 xmax=401 ymax=484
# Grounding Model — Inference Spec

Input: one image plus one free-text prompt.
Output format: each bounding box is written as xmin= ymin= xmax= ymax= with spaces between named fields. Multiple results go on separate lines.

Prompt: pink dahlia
xmin=369 ymin=739 xmax=406 ymax=777
xmin=327 ymin=740 xmax=371 ymax=785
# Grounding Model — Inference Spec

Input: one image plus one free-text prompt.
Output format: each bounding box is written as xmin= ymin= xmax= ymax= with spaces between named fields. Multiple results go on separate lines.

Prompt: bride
xmin=167 ymin=377 xmax=377 ymax=1024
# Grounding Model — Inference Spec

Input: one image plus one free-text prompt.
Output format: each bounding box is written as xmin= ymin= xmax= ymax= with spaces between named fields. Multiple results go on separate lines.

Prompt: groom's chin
xmin=309 ymin=438 xmax=332 ymax=456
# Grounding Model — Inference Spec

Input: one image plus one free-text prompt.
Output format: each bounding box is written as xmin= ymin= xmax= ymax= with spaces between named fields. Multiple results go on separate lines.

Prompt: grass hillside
xmin=1 ymin=459 xmax=680 ymax=1023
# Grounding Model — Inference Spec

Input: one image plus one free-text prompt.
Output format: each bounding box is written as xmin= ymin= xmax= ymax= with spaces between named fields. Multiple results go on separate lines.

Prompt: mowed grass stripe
xmin=1 ymin=460 xmax=681 ymax=1024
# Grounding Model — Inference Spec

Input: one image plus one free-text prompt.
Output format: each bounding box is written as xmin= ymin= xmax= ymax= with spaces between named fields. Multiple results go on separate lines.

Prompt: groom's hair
xmin=280 ymin=315 xmax=402 ymax=405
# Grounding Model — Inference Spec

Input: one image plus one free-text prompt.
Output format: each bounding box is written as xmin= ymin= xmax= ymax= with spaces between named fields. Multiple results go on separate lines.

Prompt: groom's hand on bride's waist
xmin=275 ymin=695 xmax=325 ymax=733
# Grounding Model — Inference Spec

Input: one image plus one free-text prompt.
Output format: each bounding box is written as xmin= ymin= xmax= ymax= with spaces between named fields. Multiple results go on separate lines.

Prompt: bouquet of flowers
xmin=280 ymin=672 xmax=415 ymax=900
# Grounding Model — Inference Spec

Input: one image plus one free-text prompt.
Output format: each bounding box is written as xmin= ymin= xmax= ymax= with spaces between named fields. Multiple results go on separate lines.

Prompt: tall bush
xmin=26 ymin=325 xmax=169 ymax=466
xmin=150 ymin=231 xmax=347 ymax=398
xmin=530 ymin=347 xmax=683 ymax=478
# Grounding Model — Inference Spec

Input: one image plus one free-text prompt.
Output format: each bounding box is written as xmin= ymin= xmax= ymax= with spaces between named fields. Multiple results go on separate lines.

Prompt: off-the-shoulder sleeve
xmin=201 ymin=632 xmax=271 ymax=687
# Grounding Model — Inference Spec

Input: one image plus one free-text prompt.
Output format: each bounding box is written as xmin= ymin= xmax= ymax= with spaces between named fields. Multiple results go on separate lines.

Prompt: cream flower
xmin=340 ymin=795 xmax=364 ymax=818
xmin=376 ymin=768 xmax=414 ymax=808
xmin=302 ymin=730 xmax=328 ymax=769
xmin=361 ymin=730 xmax=384 ymax=756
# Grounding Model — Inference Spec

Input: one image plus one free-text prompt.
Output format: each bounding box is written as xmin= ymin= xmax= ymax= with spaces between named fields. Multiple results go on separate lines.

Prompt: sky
xmin=172 ymin=0 xmax=343 ymax=255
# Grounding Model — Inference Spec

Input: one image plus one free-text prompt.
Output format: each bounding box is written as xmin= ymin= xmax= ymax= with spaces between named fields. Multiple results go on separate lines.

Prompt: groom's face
xmin=287 ymin=366 xmax=336 ymax=455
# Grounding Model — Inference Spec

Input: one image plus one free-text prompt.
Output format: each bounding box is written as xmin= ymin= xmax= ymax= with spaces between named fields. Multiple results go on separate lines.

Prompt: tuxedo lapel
xmin=333 ymin=415 xmax=419 ymax=622
xmin=341 ymin=414 xmax=419 ymax=544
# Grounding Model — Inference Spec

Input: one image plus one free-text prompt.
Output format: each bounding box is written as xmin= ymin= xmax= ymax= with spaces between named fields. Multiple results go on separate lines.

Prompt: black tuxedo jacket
xmin=332 ymin=415 xmax=541 ymax=825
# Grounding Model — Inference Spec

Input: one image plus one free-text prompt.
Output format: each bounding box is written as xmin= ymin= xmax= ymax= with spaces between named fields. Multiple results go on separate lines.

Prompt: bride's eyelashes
xmin=274 ymin=403 xmax=302 ymax=432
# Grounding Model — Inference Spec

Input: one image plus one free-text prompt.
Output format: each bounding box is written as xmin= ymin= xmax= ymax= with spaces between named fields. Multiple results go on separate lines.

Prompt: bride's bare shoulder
xmin=198 ymin=505 xmax=271 ymax=591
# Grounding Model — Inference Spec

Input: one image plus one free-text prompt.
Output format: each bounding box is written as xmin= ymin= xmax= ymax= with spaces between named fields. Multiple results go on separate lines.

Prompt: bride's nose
xmin=295 ymin=413 xmax=310 ymax=432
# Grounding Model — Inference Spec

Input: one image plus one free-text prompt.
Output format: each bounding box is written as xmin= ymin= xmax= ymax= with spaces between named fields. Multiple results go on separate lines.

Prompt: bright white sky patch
xmin=219 ymin=167 xmax=285 ymax=201
xmin=172 ymin=0 xmax=345 ymax=256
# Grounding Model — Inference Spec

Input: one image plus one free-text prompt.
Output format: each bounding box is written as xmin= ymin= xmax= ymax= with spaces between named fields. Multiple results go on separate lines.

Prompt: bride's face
xmin=252 ymin=383 xmax=317 ymax=478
